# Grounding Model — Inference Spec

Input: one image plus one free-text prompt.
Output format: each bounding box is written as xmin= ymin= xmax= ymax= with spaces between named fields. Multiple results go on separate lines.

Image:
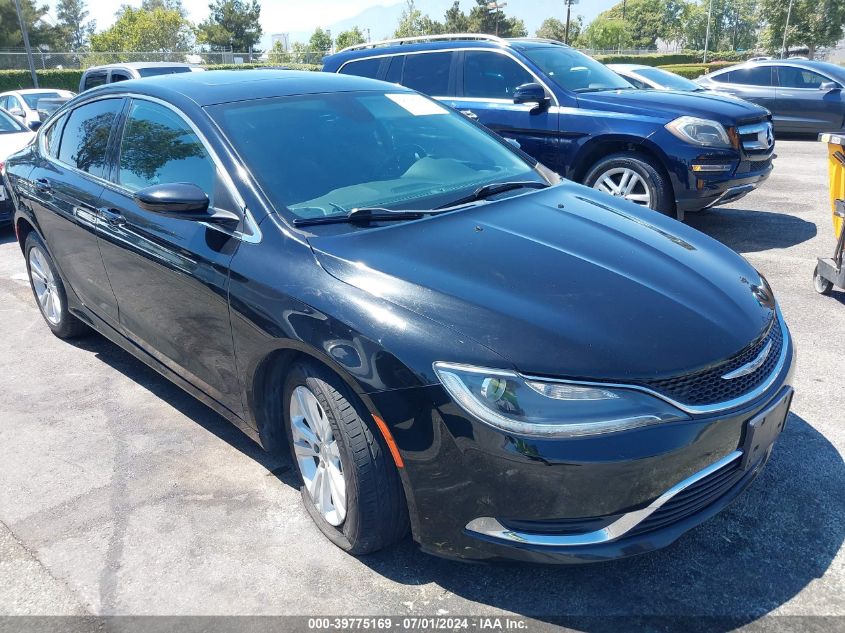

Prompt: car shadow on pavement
xmin=687 ymin=207 xmax=817 ymax=254
xmin=0 ymin=225 xmax=17 ymax=245
xmin=356 ymin=412 xmax=844 ymax=629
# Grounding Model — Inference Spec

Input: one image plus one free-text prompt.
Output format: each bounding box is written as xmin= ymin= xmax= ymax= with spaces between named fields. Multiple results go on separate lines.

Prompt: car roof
xmin=712 ymin=59 xmax=845 ymax=78
xmin=83 ymin=69 xmax=411 ymax=107
xmin=84 ymin=62 xmax=198 ymax=71
xmin=0 ymin=88 xmax=69 ymax=95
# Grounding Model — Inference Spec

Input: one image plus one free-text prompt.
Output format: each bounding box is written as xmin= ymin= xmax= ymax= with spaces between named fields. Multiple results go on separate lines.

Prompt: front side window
xmin=57 ymin=98 xmax=123 ymax=178
xmin=339 ymin=58 xmax=381 ymax=79
xmin=723 ymin=66 xmax=774 ymax=86
xmin=116 ymin=100 xmax=215 ymax=197
xmin=84 ymin=72 xmax=107 ymax=90
xmin=463 ymin=51 xmax=534 ymax=99
xmin=522 ymin=47 xmax=632 ymax=92
xmin=777 ymin=66 xmax=831 ymax=89
xmin=209 ymin=90 xmax=542 ymax=223
xmin=402 ymin=52 xmax=453 ymax=96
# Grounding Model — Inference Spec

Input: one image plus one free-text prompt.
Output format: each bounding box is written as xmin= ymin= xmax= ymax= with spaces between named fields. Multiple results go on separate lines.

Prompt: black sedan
xmin=4 ymin=70 xmax=795 ymax=563
xmin=697 ymin=60 xmax=845 ymax=133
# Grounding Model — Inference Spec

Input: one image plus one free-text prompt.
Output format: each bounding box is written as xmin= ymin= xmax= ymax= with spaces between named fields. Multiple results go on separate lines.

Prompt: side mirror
xmin=28 ymin=120 xmax=42 ymax=131
xmin=133 ymin=183 xmax=239 ymax=224
xmin=513 ymin=82 xmax=550 ymax=110
xmin=820 ymin=81 xmax=840 ymax=92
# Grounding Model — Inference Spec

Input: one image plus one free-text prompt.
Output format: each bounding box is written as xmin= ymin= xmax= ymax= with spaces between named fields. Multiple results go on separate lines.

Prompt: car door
xmin=94 ymin=97 xmax=244 ymax=416
xmin=24 ymin=98 xmax=123 ymax=326
xmin=446 ymin=50 xmax=561 ymax=172
xmin=707 ymin=66 xmax=776 ymax=112
xmin=775 ymin=66 xmax=845 ymax=132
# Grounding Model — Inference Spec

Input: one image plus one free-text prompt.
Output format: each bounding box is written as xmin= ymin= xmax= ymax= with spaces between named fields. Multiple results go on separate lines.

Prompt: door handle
xmin=460 ymin=109 xmax=479 ymax=120
xmin=35 ymin=178 xmax=51 ymax=194
xmin=98 ymin=207 xmax=126 ymax=227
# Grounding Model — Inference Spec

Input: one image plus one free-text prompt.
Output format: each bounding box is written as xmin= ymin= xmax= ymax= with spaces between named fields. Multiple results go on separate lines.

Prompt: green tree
xmin=581 ymin=16 xmax=633 ymax=50
xmin=443 ymin=0 xmax=469 ymax=32
xmin=596 ymin=0 xmax=685 ymax=48
xmin=393 ymin=0 xmax=443 ymax=38
xmin=308 ymin=27 xmax=333 ymax=53
xmin=467 ymin=0 xmax=527 ymax=37
xmin=536 ymin=15 xmax=583 ymax=43
xmin=141 ymin=0 xmax=186 ymax=16
xmin=55 ymin=0 xmax=95 ymax=51
xmin=0 ymin=0 xmax=60 ymax=49
xmin=758 ymin=0 xmax=845 ymax=58
xmin=335 ymin=26 xmax=366 ymax=52
xmin=197 ymin=0 xmax=262 ymax=52
xmin=90 ymin=6 xmax=193 ymax=53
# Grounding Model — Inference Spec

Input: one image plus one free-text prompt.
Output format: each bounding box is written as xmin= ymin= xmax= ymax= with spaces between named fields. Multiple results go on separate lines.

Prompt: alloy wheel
xmin=28 ymin=246 xmax=62 ymax=325
xmin=289 ymin=385 xmax=347 ymax=526
xmin=592 ymin=167 xmax=653 ymax=208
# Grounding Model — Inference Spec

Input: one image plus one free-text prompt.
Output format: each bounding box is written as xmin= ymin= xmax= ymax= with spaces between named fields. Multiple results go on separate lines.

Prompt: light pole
xmin=703 ymin=0 xmax=714 ymax=63
xmin=563 ymin=0 xmax=579 ymax=45
xmin=486 ymin=2 xmax=507 ymax=36
xmin=13 ymin=0 xmax=38 ymax=88
xmin=781 ymin=0 xmax=795 ymax=59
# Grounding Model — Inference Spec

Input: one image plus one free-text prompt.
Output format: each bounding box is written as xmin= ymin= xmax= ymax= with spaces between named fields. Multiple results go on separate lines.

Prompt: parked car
xmin=696 ymin=60 xmax=845 ymax=133
xmin=0 ymin=108 xmax=34 ymax=225
xmin=609 ymin=63 xmax=719 ymax=92
xmin=4 ymin=70 xmax=795 ymax=563
xmin=79 ymin=62 xmax=204 ymax=92
xmin=324 ymin=34 xmax=775 ymax=218
xmin=0 ymin=89 xmax=75 ymax=128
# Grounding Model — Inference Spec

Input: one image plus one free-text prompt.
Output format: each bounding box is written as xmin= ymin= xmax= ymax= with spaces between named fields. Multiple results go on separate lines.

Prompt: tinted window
xmin=777 ymin=66 xmax=832 ymax=89
xmin=84 ymin=72 xmax=107 ymax=90
xmin=110 ymin=71 xmax=131 ymax=83
xmin=136 ymin=66 xmax=192 ymax=77
xmin=402 ymin=52 xmax=453 ymax=96
xmin=57 ymin=98 xmax=123 ymax=178
xmin=385 ymin=56 xmax=404 ymax=83
xmin=723 ymin=66 xmax=774 ymax=86
xmin=339 ymin=58 xmax=381 ymax=79
xmin=43 ymin=114 xmax=66 ymax=156
xmin=463 ymin=51 xmax=534 ymax=99
xmin=117 ymin=100 xmax=215 ymax=197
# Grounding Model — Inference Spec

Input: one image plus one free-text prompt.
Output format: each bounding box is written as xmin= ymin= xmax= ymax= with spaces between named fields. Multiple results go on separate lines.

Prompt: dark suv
xmin=324 ymin=35 xmax=775 ymax=219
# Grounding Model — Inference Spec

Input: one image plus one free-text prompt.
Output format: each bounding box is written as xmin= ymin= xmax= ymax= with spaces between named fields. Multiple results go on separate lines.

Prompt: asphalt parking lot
xmin=0 ymin=140 xmax=843 ymax=629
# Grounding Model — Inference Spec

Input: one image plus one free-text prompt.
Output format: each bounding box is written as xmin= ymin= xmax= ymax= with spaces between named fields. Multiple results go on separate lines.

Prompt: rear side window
xmin=57 ymin=98 xmax=123 ymax=178
xmin=117 ymin=100 xmax=215 ymax=197
xmin=721 ymin=67 xmax=774 ymax=86
xmin=83 ymin=72 xmax=107 ymax=90
xmin=339 ymin=58 xmax=381 ymax=79
xmin=402 ymin=52 xmax=453 ymax=96
xmin=110 ymin=71 xmax=131 ymax=83
xmin=463 ymin=51 xmax=534 ymax=99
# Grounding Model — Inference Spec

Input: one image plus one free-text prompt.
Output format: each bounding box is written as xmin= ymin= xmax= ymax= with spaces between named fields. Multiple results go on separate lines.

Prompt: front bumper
xmin=369 ymin=322 xmax=795 ymax=563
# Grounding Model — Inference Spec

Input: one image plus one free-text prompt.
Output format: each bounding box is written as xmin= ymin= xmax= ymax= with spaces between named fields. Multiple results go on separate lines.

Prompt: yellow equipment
xmin=814 ymin=133 xmax=845 ymax=295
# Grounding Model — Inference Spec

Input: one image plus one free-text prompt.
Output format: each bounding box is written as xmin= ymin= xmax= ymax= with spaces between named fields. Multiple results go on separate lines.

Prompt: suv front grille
xmin=736 ymin=120 xmax=774 ymax=156
xmin=635 ymin=318 xmax=784 ymax=407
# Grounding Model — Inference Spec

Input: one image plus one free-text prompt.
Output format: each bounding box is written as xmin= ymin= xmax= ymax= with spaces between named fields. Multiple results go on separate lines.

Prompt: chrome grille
xmin=635 ymin=318 xmax=784 ymax=407
xmin=737 ymin=120 xmax=774 ymax=154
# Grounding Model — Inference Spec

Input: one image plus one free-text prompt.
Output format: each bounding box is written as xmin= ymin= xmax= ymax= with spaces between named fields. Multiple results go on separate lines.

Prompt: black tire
xmin=282 ymin=361 xmax=408 ymax=554
xmin=24 ymin=232 xmax=88 ymax=339
xmin=813 ymin=264 xmax=833 ymax=295
xmin=583 ymin=152 xmax=676 ymax=217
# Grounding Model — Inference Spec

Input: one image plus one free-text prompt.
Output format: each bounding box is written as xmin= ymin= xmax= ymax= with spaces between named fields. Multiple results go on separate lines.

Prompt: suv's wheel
xmin=283 ymin=361 xmax=408 ymax=554
xmin=24 ymin=233 xmax=88 ymax=339
xmin=584 ymin=153 xmax=675 ymax=216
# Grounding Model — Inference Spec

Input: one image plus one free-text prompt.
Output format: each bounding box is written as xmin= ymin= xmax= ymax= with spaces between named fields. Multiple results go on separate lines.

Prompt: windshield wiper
xmin=436 ymin=180 xmax=550 ymax=210
xmin=292 ymin=206 xmax=438 ymax=227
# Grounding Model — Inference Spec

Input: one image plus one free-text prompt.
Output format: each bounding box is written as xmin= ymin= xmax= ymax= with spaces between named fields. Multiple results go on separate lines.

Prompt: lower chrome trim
xmin=704 ymin=183 xmax=756 ymax=209
xmin=465 ymin=450 xmax=743 ymax=547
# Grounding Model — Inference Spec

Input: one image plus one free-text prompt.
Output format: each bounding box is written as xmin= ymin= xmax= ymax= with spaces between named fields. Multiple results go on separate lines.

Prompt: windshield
xmin=209 ymin=91 xmax=542 ymax=222
xmin=0 ymin=109 xmax=27 ymax=133
xmin=20 ymin=91 xmax=62 ymax=108
xmin=523 ymin=47 xmax=633 ymax=92
xmin=635 ymin=67 xmax=700 ymax=91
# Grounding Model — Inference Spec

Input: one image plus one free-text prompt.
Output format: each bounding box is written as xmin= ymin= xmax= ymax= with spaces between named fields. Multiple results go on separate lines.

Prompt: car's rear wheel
xmin=584 ymin=153 xmax=675 ymax=216
xmin=283 ymin=360 xmax=408 ymax=554
xmin=24 ymin=233 xmax=88 ymax=339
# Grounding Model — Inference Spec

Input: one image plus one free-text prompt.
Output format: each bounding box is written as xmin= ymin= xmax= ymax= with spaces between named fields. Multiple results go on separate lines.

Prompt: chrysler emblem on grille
xmin=721 ymin=340 xmax=773 ymax=380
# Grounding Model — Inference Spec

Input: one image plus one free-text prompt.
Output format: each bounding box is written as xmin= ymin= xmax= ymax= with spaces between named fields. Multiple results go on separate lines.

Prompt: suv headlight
xmin=433 ymin=362 xmax=688 ymax=438
xmin=666 ymin=116 xmax=731 ymax=148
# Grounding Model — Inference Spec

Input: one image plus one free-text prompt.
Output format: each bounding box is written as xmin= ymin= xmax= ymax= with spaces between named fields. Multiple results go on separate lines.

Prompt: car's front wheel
xmin=24 ymin=232 xmax=88 ymax=339
xmin=283 ymin=361 xmax=408 ymax=554
xmin=584 ymin=153 xmax=675 ymax=216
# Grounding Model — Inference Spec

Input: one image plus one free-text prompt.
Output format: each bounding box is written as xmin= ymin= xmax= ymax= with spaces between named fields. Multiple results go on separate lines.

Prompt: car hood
xmin=576 ymin=89 xmax=770 ymax=126
xmin=0 ymin=131 xmax=34 ymax=159
xmin=308 ymin=184 xmax=774 ymax=381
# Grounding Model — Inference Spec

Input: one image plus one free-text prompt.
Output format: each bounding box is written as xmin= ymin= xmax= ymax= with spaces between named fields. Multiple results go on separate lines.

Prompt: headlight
xmin=666 ymin=116 xmax=731 ymax=148
xmin=433 ymin=362 xmax=688 ymax=438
